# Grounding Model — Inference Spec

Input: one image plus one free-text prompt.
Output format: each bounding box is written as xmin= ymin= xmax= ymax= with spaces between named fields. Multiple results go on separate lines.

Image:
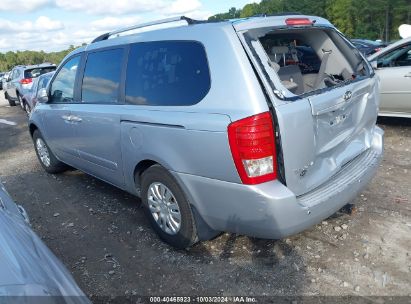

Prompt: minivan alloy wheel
xmin=36 ymin=138 xmax=50 ymax=167
xmin=147 ymin=182 xmax=181 ymax=235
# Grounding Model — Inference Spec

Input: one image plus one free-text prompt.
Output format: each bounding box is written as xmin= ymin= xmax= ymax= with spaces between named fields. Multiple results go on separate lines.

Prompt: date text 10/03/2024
xmin=149 ymin=296 xmax=258 ymax=303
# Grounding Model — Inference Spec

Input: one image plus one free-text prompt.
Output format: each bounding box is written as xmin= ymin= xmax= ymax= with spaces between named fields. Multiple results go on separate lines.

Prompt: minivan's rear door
xmin=275 ymin=78 xmax=379 ymax=196
xmin=234 ymin=16 xmax=380 ymax=196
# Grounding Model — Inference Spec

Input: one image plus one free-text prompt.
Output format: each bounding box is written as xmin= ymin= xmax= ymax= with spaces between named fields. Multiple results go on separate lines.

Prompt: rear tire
xmin=5 ymin=93 xmax=16 ymax=106
xmin=140 ymin=165 xmax=198 ymax=249
xmin=32 ymin=130 xmax=68 ymax=174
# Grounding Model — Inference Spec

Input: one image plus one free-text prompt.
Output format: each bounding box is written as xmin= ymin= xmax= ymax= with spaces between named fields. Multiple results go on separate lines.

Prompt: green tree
xmin=208 ymin=0 xmax=411 ymax=41
xmin=240 ymin=3 xmax=260 ymax=17
xmin=0 ymin=46 xmax=79 ymax=72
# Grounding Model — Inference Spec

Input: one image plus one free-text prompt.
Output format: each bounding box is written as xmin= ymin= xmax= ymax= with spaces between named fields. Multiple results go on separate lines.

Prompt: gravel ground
xmin=0 ymin=93 xmax=410 ymax=301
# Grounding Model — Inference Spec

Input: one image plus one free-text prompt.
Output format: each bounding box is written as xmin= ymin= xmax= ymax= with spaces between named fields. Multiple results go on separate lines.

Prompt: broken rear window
xmin=245 ymin=27 xmax=371 ymax=97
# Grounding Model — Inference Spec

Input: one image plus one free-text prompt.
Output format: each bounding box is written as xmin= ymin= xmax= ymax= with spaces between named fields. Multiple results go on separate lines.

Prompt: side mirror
xmin=37 ymin=88 xmax=49 ymax=103
xmin=370 ymin=60 xmax=378 ymax=70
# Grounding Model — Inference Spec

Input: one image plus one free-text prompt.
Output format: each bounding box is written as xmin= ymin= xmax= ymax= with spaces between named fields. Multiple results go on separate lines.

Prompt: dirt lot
xmin=0 ymin=93 xmax=410 ymax=300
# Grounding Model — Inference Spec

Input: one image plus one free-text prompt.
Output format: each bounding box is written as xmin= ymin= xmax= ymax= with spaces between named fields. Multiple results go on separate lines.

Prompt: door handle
xmin=62 ymin=115 xmax=72 ymax=121
xmin=70 ymin=116 xmax=82 ymax=122
xmin=404 ymin=73 xmax=411 ymax=78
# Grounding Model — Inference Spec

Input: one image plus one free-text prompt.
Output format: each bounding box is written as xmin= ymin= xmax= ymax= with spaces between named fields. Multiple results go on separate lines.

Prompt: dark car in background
xmin=4 ymin=63 xmax=56 ymax=107
xmin=21 ymin=72 xmax=54 ymax=115
xmin=351 ymin=39 xmax=388 ymax=56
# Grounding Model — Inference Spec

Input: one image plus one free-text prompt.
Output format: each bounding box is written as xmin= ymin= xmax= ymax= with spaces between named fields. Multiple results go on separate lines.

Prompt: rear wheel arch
xmin=140 ymin=164 xmax=199 ymax=248
xmin=133 ymin=159 xmax=158 ymax=189
xmin=133 ymin=160 xmax=220 ymax=242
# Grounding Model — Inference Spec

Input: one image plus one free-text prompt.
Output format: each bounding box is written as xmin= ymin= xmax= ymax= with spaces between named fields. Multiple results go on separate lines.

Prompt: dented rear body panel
xmin=276 ymin=77 xmax=380 ymax=196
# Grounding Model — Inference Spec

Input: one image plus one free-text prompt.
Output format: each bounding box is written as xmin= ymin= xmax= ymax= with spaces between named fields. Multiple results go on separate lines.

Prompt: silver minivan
xmin=29 ymin=15 xmax=384 ymax=248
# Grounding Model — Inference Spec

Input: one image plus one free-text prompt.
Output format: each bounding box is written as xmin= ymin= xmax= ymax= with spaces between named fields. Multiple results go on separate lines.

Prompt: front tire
xmin=24 ymin=102 xmax=31 ymax=115
xmin=141 ymin=165 xmax=198 ymax=249
xmin=17 ymin=94 xmax=24 ymax=110
xmin=33 ymin=130 xmax=67 ymax=174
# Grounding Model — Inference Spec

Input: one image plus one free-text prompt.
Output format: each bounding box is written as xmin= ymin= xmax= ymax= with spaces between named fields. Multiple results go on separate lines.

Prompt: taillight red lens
xmin=285 ymin=18 xmax=313 ymax=26
xmin=20 ymin=78 xmax=32 ymax=85
xmin=228 ymin=112 xmax=277 ymax=185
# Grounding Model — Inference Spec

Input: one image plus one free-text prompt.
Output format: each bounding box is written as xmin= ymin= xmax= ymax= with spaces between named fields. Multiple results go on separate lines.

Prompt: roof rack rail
xmin=252 ymin=12 xmax=302 ymax=17
xmin=92 ymin=16 xmax=205 ymax=43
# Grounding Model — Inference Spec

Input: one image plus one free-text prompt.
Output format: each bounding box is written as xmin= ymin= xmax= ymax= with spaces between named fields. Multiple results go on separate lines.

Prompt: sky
xmin=0 ymin=0 xmax=259 ymax=53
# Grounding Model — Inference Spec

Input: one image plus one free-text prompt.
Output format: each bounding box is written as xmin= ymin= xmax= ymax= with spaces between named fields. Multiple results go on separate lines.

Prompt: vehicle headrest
xmin=271 ymin=46 xmax=289 ymax=55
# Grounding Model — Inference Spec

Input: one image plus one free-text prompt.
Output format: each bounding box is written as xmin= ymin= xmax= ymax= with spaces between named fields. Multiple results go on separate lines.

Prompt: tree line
xmin=209 ymin=0 xmax=411 ymax=41
xmin=1 ymin=0 xmax=410 ymax=72
xmin=0 ymin=45 xmax=78 ymax=72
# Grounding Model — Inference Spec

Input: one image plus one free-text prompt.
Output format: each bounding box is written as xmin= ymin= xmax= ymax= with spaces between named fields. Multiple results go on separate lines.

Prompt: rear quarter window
xmin=125 ymin=41 xmax=210 ymax=106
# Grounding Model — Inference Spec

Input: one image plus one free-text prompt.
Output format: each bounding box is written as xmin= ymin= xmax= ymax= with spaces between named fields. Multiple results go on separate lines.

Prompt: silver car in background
xmin=21 ymin=72 xmax=55 ymax=115
xmin=29 ymin=15 xmax=383 ymax=249
xmin=4 ymin=63 xmax=56 ymax=107
xmin=1 ymin=72 xmax=9 ymax=91
xmin=0 ymin=72 xmax=5 ymax=90
xmin=0 ymin=182 xmax=89 ymax=302
xmin=369 ymin=37 xmax=411 ymax=118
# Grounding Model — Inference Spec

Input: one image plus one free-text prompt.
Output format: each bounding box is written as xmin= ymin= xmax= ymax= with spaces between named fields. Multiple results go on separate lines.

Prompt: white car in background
xmin=1 ymin=72 xmax=10 ymax=91
xmin=369 ymin=37 xmax=411 ymax=118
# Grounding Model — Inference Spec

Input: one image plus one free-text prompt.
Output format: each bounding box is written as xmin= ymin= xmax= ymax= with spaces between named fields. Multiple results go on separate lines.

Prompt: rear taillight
xmin=228 ymin=112 xmax=277 ymax=185
xmin=285 ymin=18 xmax=314 ymax=26
xmin=20 ymin=78 xmax=32 ymax=85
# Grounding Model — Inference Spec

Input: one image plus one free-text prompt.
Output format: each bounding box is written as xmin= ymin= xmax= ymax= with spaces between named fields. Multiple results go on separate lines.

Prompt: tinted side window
xmin=125 ymin=41 xmax=210 ymax=106
xmin=81 ymin=49 xmax=124 ymax=103
xmin=50 ymin=56 xmax=80 ymax=103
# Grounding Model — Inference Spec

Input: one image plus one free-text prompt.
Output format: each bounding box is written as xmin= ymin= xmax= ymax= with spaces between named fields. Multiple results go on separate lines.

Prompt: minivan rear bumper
xmin=173 ymin=127 xmax=383 ymax=239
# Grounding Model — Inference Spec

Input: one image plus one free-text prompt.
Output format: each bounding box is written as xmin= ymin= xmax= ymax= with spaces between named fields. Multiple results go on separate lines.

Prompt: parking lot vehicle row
xmin=2 ymin=63 xmax=56 ymax=107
